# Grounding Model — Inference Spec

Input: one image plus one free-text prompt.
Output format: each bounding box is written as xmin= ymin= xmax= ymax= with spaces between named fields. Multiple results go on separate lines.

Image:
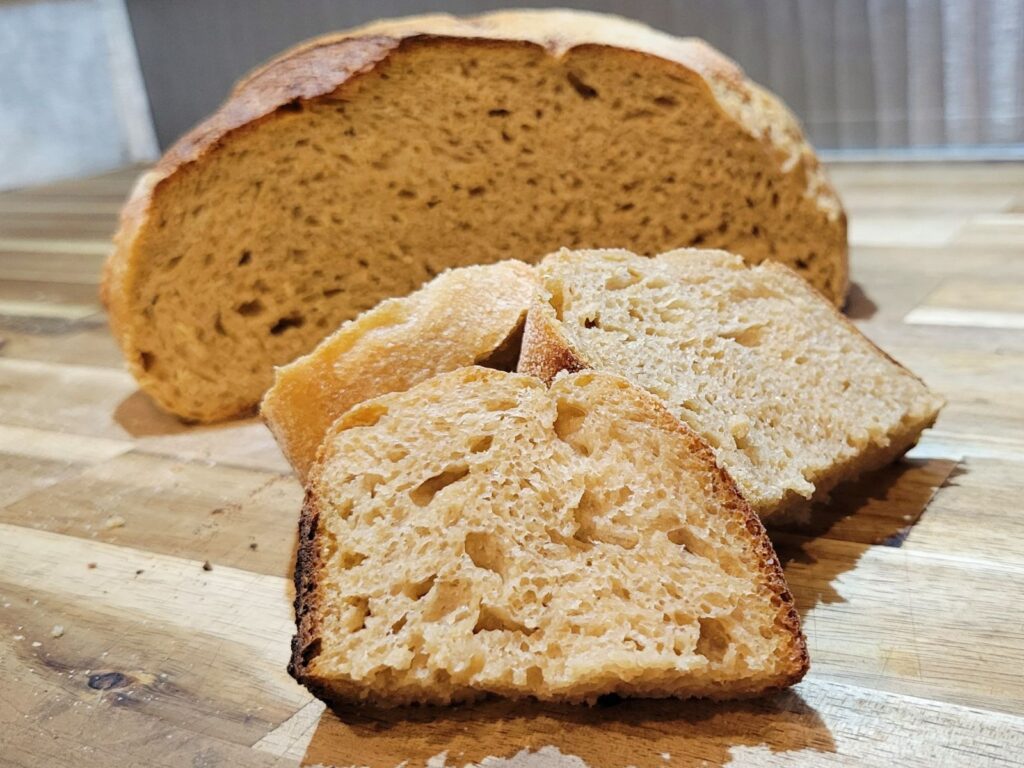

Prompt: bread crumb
xmin=13 ymin=634 xmax=24 ymax=641
xmin=50 ymin=625 xmax=64 ymax=638
xmin=87 ymin=563 xmax=97 ymax=569
xmin=662 ymin=753 xmax=671 ymax=761
xmin=31 ymin=641 xmax=41 ymax=648
xmin=103 ymin=515 xmax=127 ymax=530
xmin=202 ymin=560 xmax=213 ymax=571
xmin=249 ymin=542 xmax=258 ymax=551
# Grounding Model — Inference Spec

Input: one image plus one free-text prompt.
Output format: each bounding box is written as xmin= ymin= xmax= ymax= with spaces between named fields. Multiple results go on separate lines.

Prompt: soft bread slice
xmin=290 ymin=366 xmax=807 ymax=707
xmin=102 ymin=8 xmax=846 ymax=423
xmin=518 ymin=248 xmax=944 ymax=520
xmin=262 ymin=261 xmax=536 ymax=480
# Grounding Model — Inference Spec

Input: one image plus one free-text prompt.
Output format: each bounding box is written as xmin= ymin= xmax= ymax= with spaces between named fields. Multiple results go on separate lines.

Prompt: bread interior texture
xmin=293 ymin=368 xmax=805 ymax=705
xmin=130 ymin=41 xmax=844 ymax=421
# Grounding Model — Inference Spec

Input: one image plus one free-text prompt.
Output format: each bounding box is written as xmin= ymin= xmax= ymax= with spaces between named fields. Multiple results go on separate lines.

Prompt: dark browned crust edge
xmin=288 ymin=488 xmax=329 ymax=693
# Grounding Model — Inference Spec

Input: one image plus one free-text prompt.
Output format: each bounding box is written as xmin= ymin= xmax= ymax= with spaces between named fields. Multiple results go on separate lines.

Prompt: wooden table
xmin=1 ymin=163 xmax=1022 ymax=768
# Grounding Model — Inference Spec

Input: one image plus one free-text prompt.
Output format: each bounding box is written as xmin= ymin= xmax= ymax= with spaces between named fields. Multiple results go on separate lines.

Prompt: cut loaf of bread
xmin=519 ymin=248 xmax=944 ymax=520
xmin=291 ymin=366 xmax=807 ymax=706
xmin=102 ymin=8 xmax=846 ymax=423
xmin=262 ymin=261 xmax=537 ymax=480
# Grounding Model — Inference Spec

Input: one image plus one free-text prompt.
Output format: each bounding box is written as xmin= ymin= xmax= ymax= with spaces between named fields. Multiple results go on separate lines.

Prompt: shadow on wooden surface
xmin=113 ymin=389 xmax=257 ymax=437
xmin=113 ymin=390 xmax=194 ymax=437
xmin=769 ymin=456 xmax=958 ymax=619
xmin=303 ymin=689 xmax=835 ymax=767
xmin=844 ymin=281 xmax=878 ymax=320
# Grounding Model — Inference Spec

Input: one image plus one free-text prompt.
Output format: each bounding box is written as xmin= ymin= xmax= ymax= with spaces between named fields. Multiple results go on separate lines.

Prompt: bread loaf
xmin=290 ymin=366 xmax=807 ymax=706
xmin=262 ymin=261 xmax=536 ymax=480
xmin=518 ymin=248 xmax=944 ymax=520
xmin=102 ymin=9 xmax=846 ymax=423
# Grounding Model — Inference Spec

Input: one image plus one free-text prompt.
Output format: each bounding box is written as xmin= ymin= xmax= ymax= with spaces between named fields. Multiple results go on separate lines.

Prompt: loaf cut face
xmin=262 ymin=261 xmax=536 ymax=480
xmin=290 ymin=367 xmax=807 ymax=706
xmin=518 ymin=249 xmax=944 ymax=520
xmin=103 ymin=8 xmax=846 ymax=423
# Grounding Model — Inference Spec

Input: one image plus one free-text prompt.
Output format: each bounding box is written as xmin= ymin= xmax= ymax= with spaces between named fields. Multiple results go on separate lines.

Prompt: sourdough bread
xmin=291 ymin=367 xmax=807 ymax=706
xmin=103 ymin=8 xmax=846 ymax=422
xmin=518 ymin=248 xmax=944 ymax=520
xmin=262 ymin=261 xmax=536 ymax=480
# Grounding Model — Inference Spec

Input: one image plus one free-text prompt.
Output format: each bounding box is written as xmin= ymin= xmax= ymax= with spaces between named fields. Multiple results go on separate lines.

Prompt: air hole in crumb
xmin=525 ymin=666 xmax=544 ymax=687
xmin=236 ymin=299 xmax=264 ymax=317
xmin=465 ymin=531 xmax=506 ymax=577
xmin=553 ymin=401 xmax=586 ymax=443
xmin=139 ymin=351 xmax=155 ymax=371
xmin=583 ymin=316 xmax=600 ymax=329
xmin=166 ymin=255 xmax=182 ymax=270
xmin=270 ymin=315 xmax=305 ymax=335
xmin=238 ymin=250 xmax=251 ymax=266
xmin=470 ymin=435 xmax=493 ymax=453
xmin=795 ymin=258 xmax=809 ymax=270
xmin=653 ymin=95 xmax=678 ymax=107
xmin=322 ymin=288 xmax=342 ymax=298
xmin=390 ymin=615 xmax=407 ymax=634
xmin=719 ymin=325 xmax=765 ymax=348
xmin=605 ymin=269 xmax=642 ymax=290
xmin=340 ymin=403 xmax=387 ymax=430
xmin=486 ymin=398 xmax=518 ymax=411
xmin=548 ymin=284 xmax=565 ymax=321
xmin=696 ymin=617 xmax=731 ymax=663
xmin=345 ymin=597 xmax=370 ymax=631
xmin=406 ymin=574 xmax=436 ymax=601
xmin=566 ymin=72 xmax=598 ymax=99
xmin=667 ymin=527 xmax=711 ymax=559
xmin=473 ymin=604 xmax=535 ymax=635
xmin=213 ymin=313 xmax=226 ymax=336
xmin=410 ymin=466 xmax=470 ymax=506
xmin=488 ymin=108 xmax=510 ymax=117
xmin=340 ymin=551 xmax=367 ymax=569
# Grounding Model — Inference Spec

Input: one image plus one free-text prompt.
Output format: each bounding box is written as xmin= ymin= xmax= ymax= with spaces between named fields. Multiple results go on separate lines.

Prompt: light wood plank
xmin=0 ymin=452 xmax=300 ymax=577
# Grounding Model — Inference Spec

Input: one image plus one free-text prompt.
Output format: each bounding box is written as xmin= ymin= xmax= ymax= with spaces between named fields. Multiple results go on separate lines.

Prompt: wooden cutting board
xmin=1 ymin=163 xmax=1023 ymax=768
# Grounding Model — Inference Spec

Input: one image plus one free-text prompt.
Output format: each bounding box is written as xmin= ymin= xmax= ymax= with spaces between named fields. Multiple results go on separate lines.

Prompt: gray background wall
xmin=2 ymin=0 xmax=1022 ymax=191
xmin=125 ymin=0 xmax=1024 ymax=154
xmin=0 ymin=0 xmax=156 ymax=189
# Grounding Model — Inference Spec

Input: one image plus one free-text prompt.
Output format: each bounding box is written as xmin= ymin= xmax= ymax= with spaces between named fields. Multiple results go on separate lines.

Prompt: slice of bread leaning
xmin=102 ymin=8 xmax=846 ymax=423
xmin=290 ymin=366 xmax=807 ymax=706
xmin=262 ymin=261 xmax=536 ymax=480
xmin=519 ymin=248 xmax=944 ymax=521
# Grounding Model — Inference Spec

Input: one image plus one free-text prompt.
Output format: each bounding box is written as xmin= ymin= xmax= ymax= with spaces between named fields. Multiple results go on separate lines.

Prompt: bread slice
xmin=102 ymin=8 xmax=846 ymax=423
xmin=262 ymin=261 xmax=536 ymax=480
xmin=518 ymin=248 xmax=944 ymax=520
xmin=290 ymin=366 xmax=807 ymax=706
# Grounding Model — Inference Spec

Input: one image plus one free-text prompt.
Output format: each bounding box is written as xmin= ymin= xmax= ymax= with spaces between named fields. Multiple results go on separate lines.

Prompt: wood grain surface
xmin=1 ymin=163 xmax=1023 ymax=767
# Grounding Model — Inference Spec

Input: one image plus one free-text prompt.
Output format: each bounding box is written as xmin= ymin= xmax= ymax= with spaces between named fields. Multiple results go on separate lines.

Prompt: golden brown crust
xmin=103 ymin=8 xmax=846 ymax=419
xmin=517 ymin=296 xmax=592 ymax=383
xmin=288 ymin=489 xmax=328 ymax=689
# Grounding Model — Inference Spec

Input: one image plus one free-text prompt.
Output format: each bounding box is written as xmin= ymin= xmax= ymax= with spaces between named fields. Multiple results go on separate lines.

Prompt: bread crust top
xmin=102 ymin=8 xmax=846 ymax=391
